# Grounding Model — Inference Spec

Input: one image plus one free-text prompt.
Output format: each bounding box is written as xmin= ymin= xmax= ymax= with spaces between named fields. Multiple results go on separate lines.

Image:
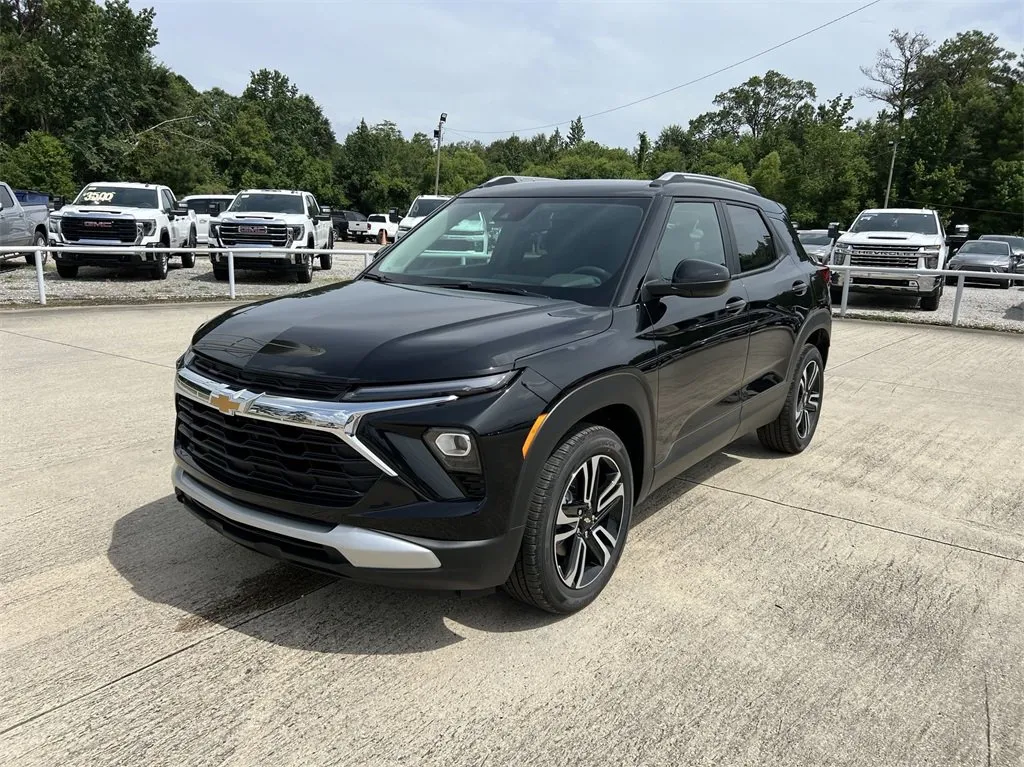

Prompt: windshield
xmin=371 ymin=197 xmax=649 ymax=307
xmin=850 ymin=212 xmax=938 ymax=235
xmin=229 ymin=193 xmax=304 ymax=215
xmin=407 ymin=198 xmax=447 ymax=218
xmin=798 ymin=232 xmax=833 ymax=246
xmin=958 ymin=241 xmax=1010 ymax=256
xmin=75 ymin=186 xmax=159 ymax=208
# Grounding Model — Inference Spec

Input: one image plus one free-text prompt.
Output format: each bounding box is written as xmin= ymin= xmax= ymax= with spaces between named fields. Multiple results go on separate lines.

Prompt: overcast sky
xmin=135 ymin=0 xmax=1022 ymax=148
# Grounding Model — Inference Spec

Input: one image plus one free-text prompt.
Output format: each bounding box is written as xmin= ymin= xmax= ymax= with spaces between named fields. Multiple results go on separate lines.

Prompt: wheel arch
xmin=788 ymin=309 xmax=831 ymax=381
xmin=510 ymin=368 xmax=656 ymax=530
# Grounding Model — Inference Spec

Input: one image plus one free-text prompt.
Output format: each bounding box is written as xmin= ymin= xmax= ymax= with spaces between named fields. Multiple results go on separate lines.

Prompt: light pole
xmin=883 ymin=138 xmax=898 ymax=209
xmin=433 ymin=112 xmax=447 ymax=196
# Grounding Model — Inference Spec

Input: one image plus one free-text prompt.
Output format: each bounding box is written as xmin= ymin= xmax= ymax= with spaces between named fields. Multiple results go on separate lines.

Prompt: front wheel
xmin=920 ymin=289 xmax=941 ymax=311
xmin=25 ymin=232 xmax=48 ymax=266
xmin=504 ymin=425 xmax=633 ymax=614
xmin=757 ymin=344 xmax=824 ymax=454
xmin=150 ymin=252 xmax=169 ymax=280
xmin=56 ymin=262 xmax=79 ymax=279
xmin=212 ymin=265 xmax=228 ymax=281
xmin=296 ymin=254 xmax=313 ymax=284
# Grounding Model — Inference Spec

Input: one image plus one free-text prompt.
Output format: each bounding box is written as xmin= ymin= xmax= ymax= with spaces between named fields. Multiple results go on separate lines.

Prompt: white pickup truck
xmin=208 ymin=189 xmax=334 ymax=283
xmin=0 ymin=182 xmax=50 ymax=266
xmin=49 ymin=182 xmax=198 ymax=279
xmin=181 ymin=194 xmax=236 ymax=245
xmin=829 ymin=208 xmax=950 ymax=311
xmin=365 ymin=212 xmax=400 ymax=244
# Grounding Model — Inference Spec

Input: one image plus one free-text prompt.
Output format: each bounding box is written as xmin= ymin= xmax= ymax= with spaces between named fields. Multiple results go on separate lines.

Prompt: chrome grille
xmin=217 ymin=222 xmax=289 ymax=247
xmin=850 ymin=245 xmax=920 ymax=269
xmin=61 ymin=217 xmax=137 ymax=243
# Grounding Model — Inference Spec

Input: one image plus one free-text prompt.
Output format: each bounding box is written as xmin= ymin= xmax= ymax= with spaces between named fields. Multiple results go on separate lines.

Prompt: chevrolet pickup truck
xmin=0 ymin=182 xmax=50 ymax=266
xmin=49 ymin=182 xmax=198 ymax=279
xmin=209 ymin=189 xmax=334 ymax=283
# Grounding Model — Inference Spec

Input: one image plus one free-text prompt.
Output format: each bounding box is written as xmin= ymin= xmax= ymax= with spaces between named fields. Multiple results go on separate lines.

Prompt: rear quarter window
xmin=769 ymin=217 xmax=812 ymax=262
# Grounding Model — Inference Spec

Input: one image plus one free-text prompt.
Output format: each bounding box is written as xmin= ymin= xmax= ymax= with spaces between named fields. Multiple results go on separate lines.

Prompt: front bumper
xmin=832 ymin=270 xmax=942 ymax=296
xmin=50 ymin=239 xmax=165 ymax=268
xmin=173 ymin=466 xmax=523 ymax=590
xmin=209 ymin=247 xmax=311 ymax=270
xmin=171 ymin=361 xmax=549 ymax=590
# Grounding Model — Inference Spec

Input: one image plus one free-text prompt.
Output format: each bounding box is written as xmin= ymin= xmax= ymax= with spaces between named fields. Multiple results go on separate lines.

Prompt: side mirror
xmin=827 ymin=222 xmax=840 ymax=241
xmin=53 ymin=197 xmax=65 ymax=211
xmin=389 ymin=207 xmax=400 ymax=222
xmin=209 ymin=209 xmax=220 ymax=218
xmin=645 ymin=259 xmax=731 ymax=299
xmin=320 ymin=206 xmax=332 ymax=215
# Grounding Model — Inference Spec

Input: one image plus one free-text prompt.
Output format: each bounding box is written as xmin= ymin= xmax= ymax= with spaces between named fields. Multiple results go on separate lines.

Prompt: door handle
xmin=724 ymin=297 xmax=747 ymax=314
xmin=791 ymin=280 xmax=809 ymax=296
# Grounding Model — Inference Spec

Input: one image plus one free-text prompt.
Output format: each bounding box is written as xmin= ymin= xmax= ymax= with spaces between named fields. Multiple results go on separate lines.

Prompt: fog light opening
xmin=433 ymin=432 xmax=472 ymax=457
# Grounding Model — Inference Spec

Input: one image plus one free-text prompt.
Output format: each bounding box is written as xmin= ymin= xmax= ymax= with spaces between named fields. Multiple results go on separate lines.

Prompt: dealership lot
xmin=1 ymin=307 xmax=1023 ymax=766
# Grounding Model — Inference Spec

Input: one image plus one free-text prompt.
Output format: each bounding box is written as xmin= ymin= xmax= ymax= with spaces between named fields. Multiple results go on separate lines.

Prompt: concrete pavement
xmin=1 ymin=305 xmax=1023 ymax=766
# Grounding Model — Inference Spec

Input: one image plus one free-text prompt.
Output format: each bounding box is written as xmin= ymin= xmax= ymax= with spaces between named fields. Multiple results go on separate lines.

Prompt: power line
xmin=893 ymin=198 xmax=1024 ymax=218
xmin=451 ymin=0 xmax=886 ymax=136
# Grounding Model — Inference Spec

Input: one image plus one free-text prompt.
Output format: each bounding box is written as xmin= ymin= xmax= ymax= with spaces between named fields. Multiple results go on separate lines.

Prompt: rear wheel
xmin=24 ymin=232 xmax=48 ymax=266
xmin=757 ymin=344 xmax=824 ymax=455
xmin=320 ymin=230 xmax=334 ymax=270
xmin=504 ymin=425 xmax=633 ymax=614
xmin=181 ymin=229 xmax=196 ymax=268
xmin=56 ymin=262 xmax=79 ymax=278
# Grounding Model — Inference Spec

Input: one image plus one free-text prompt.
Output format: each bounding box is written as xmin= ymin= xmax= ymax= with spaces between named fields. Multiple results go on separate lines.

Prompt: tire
xmin=151 ymin=251 xmax=169 ymax=280
xmin=213 ymin=265 xmax=229 ymax=281
xmin=757 ymin=344 xmax=824 ymax=455
xmin=56 ymin=262 xmax=79 ymax=279
xmin=504 ymin=424 xmax=634 ymax=614
xmin=296 ymin=245 xmax=313 ymax=284
xmin=920 ymin=289 xmax=941 ymax=311
xmin=357 ymin=235 xmax=366 ymax=244
xmin=181 ymin=229 xmax=196 ymax=268
xmin=320 ymin=230 xmax=334 ymax=270
xmin=24 ymin=232 xmax=48 ymax=266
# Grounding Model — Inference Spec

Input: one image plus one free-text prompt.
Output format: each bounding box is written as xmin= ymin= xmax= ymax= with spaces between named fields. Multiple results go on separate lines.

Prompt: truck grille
xmin=61 ymin=217 xmax=137 ymax=243
xmin=175 ymin=395 xmax=381 ymax=507
xmin=190 ymin=354 xmax=352 ymax=400
xmin=850 ymin=246 xmax=920 ymax=269
xmin=217 ymin=222 xmax=289 ymax=247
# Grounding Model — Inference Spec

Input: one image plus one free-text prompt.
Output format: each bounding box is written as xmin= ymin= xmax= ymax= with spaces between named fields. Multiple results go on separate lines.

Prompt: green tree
xmin=634 ymin=131 xmax=651 ymax=172
xmin=750 ymin=151 xmax=784 ymax=200
xmin=0 ymin=131 xmax=75 ymax=196
xmin=567 ymin=116 xmax=585 ymax=148
xmin=712 ymin=70 xmax=816 ymax=139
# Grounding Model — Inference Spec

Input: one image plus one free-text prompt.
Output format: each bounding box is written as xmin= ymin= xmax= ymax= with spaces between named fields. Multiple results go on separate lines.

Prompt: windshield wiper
xmin=426 ymin=281 xmax=548 ymax=298
xmin=361 ymin=272 xmax=392 ymax=283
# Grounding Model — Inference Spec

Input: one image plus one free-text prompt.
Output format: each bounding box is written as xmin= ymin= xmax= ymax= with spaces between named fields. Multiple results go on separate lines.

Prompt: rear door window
xmin=727 ymin=204 xmax=778 ymax=272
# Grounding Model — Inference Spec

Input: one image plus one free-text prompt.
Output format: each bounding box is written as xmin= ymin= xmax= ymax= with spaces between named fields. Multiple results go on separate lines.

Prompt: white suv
xmin=829 ymin=208 xmax=948 ymax=311
xmin=209 ymin=189 xmax=334 ymax=283
xmin=395 ymin=195 xmax=452 ymax=240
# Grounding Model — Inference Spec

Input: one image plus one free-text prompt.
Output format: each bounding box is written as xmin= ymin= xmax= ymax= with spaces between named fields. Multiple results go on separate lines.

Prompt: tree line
xmin=1 ymin=1 xmax=1021 ymax=233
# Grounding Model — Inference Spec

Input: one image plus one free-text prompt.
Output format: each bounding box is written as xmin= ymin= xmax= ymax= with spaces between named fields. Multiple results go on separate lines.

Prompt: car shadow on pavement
xmin=108 ymin=453 xmax=738 ymax=655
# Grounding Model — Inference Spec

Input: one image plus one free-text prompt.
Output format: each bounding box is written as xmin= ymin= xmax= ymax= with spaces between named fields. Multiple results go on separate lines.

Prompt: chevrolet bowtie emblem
xmin=209 ymin=393 xmax=240 ymax=414
xmin=208 ymin=389 xmax=260 ymax=416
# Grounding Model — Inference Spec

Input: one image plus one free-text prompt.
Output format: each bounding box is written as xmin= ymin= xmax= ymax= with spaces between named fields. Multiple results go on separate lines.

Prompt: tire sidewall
xmin=532 ymin=428 xmax=634 ymax=612
xmin=789 ymin=345 xmax=824 ymax=450
xmin=154 ymin=251 xmax=169 ymax=279
xmin=33 ymin=232 xmax=48 ymax=265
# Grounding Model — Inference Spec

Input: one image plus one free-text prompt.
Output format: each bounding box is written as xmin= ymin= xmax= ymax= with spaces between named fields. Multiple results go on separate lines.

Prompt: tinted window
xmin=347 ymin=212 xmax=366 ymax=221
xmin=653 ymin=201 xmax=726 ymax=279
xmin=728 ymin=205 xmax=776 ymax=272
xmin=798 ymin=231 xmax=832 ymax=246
xmin=305 ymin=195 xmax=319 ymax=217
xmin=160 ymin=190 xmax=174 ymax=211
xmin=184 ymin=198 xmax=232 ymax=215
xmin=369 ymin=214 xmax=386 ymax=223
xmin=408 ymin=198 xmax=447 ymax=218
xmin=770 ymin=218 xmax=811 ymax=262
xmin=375 ymin=197 xmax=649 ymax=307
xmin=958 ymin=241 xmax=1010 ymax=255
xmin=0 ymin=186 xmax=14 ymax=208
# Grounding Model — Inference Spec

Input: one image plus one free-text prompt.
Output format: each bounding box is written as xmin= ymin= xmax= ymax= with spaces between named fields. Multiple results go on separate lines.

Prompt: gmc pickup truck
xmin=49 ymin=182 xmax=198 ymax=279
xmin=209 ymin=189 xmax=334 ymax=283
xmin=0 ymin=182 xmax=50 ymax=266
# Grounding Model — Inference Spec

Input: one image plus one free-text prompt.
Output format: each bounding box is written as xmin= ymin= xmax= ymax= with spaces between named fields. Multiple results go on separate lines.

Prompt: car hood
xmin=220 ymin=211 xmax=307 ymax=224
xmin=398 ymin=216 xmax=424 ymax=229
xmin=58 ymin=205 xmax=157 ymax=218
xmin=837 ymin=232 xmax=943 ymax=248
xmin=950 ymin=253 xmax=1011 ymax=268
xmin=191 ymin=279 xmax=612 ymax=384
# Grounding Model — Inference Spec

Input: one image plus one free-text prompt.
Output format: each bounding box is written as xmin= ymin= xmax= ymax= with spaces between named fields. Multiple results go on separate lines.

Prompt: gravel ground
xmin=0 ymin=244 xmax=378 ymax=306
xmin=838 ymin=283 xmax=1024 ymax=334
xmin=3 ymin=247 xmax=1023 ymax=333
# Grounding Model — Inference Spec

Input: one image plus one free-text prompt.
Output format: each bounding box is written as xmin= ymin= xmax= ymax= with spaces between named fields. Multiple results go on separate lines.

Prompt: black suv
xmin=173 ymin=173 xmax=831 ymax=613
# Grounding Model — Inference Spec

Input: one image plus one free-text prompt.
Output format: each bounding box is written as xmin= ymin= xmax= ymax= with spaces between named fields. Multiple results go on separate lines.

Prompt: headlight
xmin=832 ymin=244 xmax=852 ymax=264
xmin=136 ymin=220 xmax=156 ymax=237
xmin=288 ymin=225 xmax=304 ymax=240
xmin=924 ymin=256 xmax=939 ymax=269
xmin=917 ymin=246 xmax=941 ymax=254
xmin=48 ymin=218 xmax=61 ymax=233
xmin=175 ymin=348 xmax=194 ymax=370
xmin=343 ymin=371 xmax=516 ymax=402
xmin=209 ymin=223 xmax=220 ymax=242
xmin=397 ymin=225 xmax=410 ymax=233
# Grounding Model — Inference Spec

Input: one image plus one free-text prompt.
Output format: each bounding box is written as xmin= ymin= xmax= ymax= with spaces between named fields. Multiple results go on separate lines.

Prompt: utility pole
xmin=433 ymin=112 xmax=447 ymax=196
xmin=883 ymin=138 xmax=898 ymax=208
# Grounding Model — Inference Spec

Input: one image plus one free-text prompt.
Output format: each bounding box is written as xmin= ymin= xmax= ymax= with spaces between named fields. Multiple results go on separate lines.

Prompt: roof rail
xmin=478 ymin=175 xmax=558 ymax=188
xmin=651 ymin=172 xmax=759 ymax=196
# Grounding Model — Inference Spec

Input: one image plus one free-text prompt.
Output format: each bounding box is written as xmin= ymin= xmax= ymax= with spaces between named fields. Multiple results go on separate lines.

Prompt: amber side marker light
xmin=522 ymin=413 xmax=548 ymax=457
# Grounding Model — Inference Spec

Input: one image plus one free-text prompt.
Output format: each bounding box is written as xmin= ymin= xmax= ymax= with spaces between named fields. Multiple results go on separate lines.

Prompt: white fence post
xmin=840 ymin=273 xmax=851 ymax=317
xmin=951 ymin=274 xmax=966 ymax=327
xmin=34 ymin=248 xmax=46 ymax=306
xmin=227 ymin=250 xmax=236 ymax=300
